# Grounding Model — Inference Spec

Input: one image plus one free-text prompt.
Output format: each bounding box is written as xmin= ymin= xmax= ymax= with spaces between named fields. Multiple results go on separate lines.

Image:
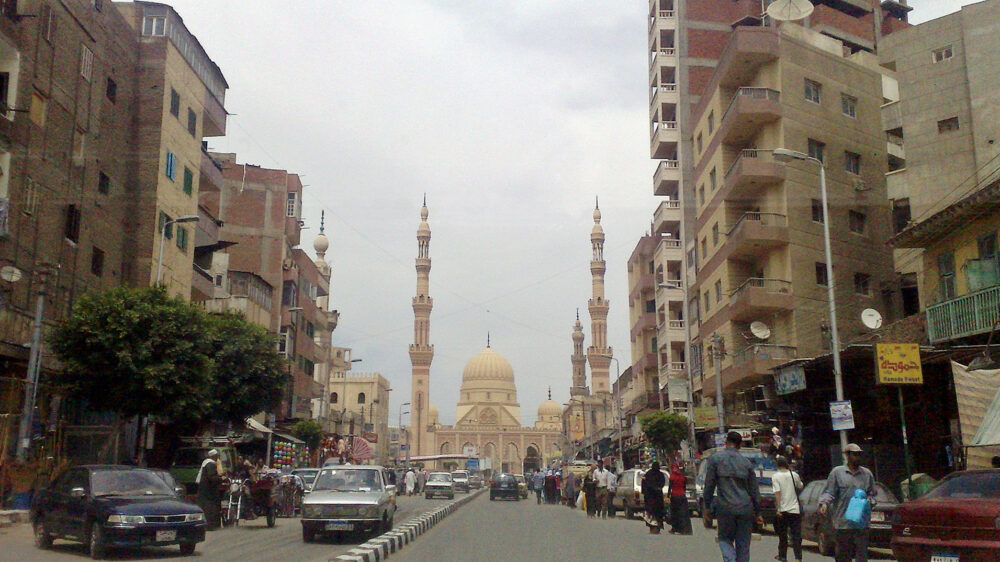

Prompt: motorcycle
xmin=221 ymin=475 xmax=278 ymax=527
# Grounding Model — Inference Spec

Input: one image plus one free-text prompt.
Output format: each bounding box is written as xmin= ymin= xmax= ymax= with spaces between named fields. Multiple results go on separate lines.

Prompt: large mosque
xmin=407 ymin=200 xmax=564 ymax=473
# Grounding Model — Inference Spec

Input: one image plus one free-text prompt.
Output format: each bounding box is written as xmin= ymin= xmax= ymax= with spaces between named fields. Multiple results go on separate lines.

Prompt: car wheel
xmin=179 ymin=542 xmax=196 ymax=556
xmin=816 ymin=528 xmax=834 ymax=556
xmin=384 ymin=514 xmax=394 ymax=532
xmin=303 ymin=527 xmax=316 ymax=543
xmin=490 ymin=494 xmax=495 ymax=501
xmin=33 ymin=520 xmax=53 ymax=549
xmin=89 ymin=522 xmax=106 ymax=560
xmin=266 ymin=507 xmax=276 ymax=528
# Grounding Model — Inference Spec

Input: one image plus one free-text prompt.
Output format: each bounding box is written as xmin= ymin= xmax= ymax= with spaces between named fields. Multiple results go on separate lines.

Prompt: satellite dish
xmin=749 ymin=321 xmax=771 ymax=340
xmin=765 ymin=0 xmax=814 ymax=22
xmin=0 ymin=266 xmax=23 ymax=283
xmin=861 ymin=308 xmax=883 ymax=330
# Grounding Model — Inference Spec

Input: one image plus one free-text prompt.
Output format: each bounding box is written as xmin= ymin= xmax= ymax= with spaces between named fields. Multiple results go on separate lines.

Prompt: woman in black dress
xmin=641 ymin=461 xmax=666 ymax=534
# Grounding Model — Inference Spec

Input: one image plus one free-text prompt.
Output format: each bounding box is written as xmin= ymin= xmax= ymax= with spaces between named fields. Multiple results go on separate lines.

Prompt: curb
xmin=332 ymin=488 xmax=485 ymax=561
xmin=0 ymin=510 xmax=30 ymax=528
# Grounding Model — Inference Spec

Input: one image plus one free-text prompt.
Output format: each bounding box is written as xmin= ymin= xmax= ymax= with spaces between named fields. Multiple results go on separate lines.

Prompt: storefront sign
xmin=462 ymin=444 xmax=477 ymax=457
xmin=830 ymin=400 xmax=856 ymax=431
xmin=668 ymin=378 xmax=689 ymax=402
xmin=694 ymin=407 xmax=719 ymax=428
xmin=775 ymin=365 xmax=807 ymax=395
xmin=875 ymin=343 xmax=923 ymax=384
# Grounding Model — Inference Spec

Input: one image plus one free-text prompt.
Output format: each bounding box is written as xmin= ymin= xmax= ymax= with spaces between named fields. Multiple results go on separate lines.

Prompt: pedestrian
xmin=582 ymin=467 xmax=598 ymax=518
xmin=704 ymin=431 xmax=763 ymax=562
xmin=532 ymin=469 xmax=545 ymax=504
xmin=544 ymin=469 xmax=558 ymax=504
xmin=563 ymin=467 xmax=577 ymax=508
xmin=772 ymin=455 xmax=804 ymax=562
xmin=196 ymin=449 xmax=223 ymax=530
xmin=417 ymin=468 xmax=427 ymax=494
xmin=404 ymin=468 xmax=416 ymax=496
xmin=606 ymin=466 xmax=618 ymax=518
xmin=641 ymin=461 xmax=666 ymax=534
xmin=818 ymin=443 xmax=877 ymax=562
xmin=593 ymin=460 xmax=611 ymax=519
xmin=668 ymin=462 xmax=692 ymax=534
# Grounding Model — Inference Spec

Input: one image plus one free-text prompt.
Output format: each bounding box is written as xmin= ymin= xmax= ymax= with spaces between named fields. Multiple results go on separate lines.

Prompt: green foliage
xmin=203 ymin=312 xmax=285 ymax=423
xmin=292 ymin=420 xmax=324 ymax=450
xmin=48 ymin=286 xmax=212 ymax=422
xmin=639 ymin=410 xmax=689 ymax=453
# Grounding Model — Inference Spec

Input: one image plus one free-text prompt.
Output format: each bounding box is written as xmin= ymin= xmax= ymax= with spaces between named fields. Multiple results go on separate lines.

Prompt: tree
xmin=639 ymin=410 xmax=689 ymax=454
xmin=292 ymin=420 xmax=324 ymax=452
xmin=203 ymin=312 xmax=285 ymax=424
xmin=48 ymin=286 xmax=213 ymax=423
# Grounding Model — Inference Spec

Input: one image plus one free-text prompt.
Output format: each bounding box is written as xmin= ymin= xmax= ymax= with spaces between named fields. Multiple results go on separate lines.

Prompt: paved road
xmin=0 ymin=492 xmax=447 ymax=562
xmin=393 ymin=493 xmax=895 ymax=562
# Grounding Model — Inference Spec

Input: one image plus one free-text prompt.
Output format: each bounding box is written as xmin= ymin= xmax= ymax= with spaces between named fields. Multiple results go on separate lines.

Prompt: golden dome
xmin=537 ymin=399 xmax=561 ymax=417
xmin=460 ymin=347 xmax=517 ymax=394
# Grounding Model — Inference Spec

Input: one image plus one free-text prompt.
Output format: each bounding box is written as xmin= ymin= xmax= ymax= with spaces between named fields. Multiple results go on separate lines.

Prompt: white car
xmin=300 ymin=465 xmax=396 ymax=542
xmin=424 ymin=472 xmax=455 ymax=499
xmin=450 ymin=470 xmax=470 ymax=493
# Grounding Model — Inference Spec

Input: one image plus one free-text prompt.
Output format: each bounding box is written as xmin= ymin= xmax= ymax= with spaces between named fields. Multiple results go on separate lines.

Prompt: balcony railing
xmin=656 ymin=159 xmax=679 ymax=176
xmin=658 ymin=279 xmax=683 ymax=291
xmin=659 ymin=10 xmax=675 ymax=18
xmin=725 ymin=148 xmax=775 ymax=180
xmin=659 ymin=239 xmax=682 ymax=249
xmin=721 ymin=87 xmax=781 ymax=125
xmin=726 ymin=212 xmax=787 ymax=236
xmin=926 ymin=284 xmax=1000 ymax=343
xmin=733 ymin=344 xmax=797 ymax=365
xmin=653 ymin=122 xmax=678 ymax=134
xmin=668 ymin=319 xmax=685 ymax=329
xmin=730 ymin=277 xmax=792 ymax=301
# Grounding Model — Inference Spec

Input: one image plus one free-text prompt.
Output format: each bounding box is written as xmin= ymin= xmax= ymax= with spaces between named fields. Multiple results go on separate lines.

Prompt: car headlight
xmin=358 ymin=505 xmax=377 ymax=517
xmin=302 ymin=505 xmax=321 ymax=519
xmin=107 ymin=514 xmax=145 ymax=524
xmin=185 ymin=513 xmax=204 ymax=522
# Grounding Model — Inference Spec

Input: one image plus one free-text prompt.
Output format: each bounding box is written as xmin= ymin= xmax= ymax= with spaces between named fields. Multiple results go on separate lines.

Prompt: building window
xmin=811 ymin=199 xmax=824 ymax=223
xmin=714 ymin=280 xmax=722 ymax=303
xmin=844 ymin=151 xmax=861 ymax=175
xmin=183 ymin=167 xmax=193 ymax=195
xmin=712 ymin=222 xmax=719 ymax=246
xmin=700 ymin=238 xmax=707 ymax=259
xmin=804 ymin=79 xmax=822 ymax=104
xmin=277 ymin=326 xmax=289 ymax=355
xmin=165 ymin=151 xmax=176 ymax=180
xmin=29 ymin=92 xmax=46 ymax=126
xmin=281 ymin=280 xmax=297 ymax=307
xmin=79 ymin=45 xmax=94 ymax=82
xmin=696 ymin=133 xmax=703 ymax=154
xmin=938 ymin=117 xmax=960 ymax=133
xmin=98 ymin=171 xmax=110 ymax=194
xmin=854 ymin=273 xmax=871 ymax=296
xmin=22 ymin=178 xmax=38 ymax=216
xmin=91 ymin=246 xmax=104 ymax=277
xmin=357 ymin=392 xmax=366 ymax=405
xmin=707 ymin=111 xmax=715 ymax=134
xmin=187 ymin=108 xmax=197 ymax=136
xmin=41 ymin=4 xmax=55 ymax=43
xmin=703 ymin=291 xmax=710 ymax=314
xmin=815 ymin=262 xmax=828 ymax=286
xmin=105 ymin=77 xmax=117 ymax=103
xmin=158 ymin=211 xmax=174 ymax=239
xmin=892 ymin=198 xmax=911 ymax=234
xmin=807 ymin=138 xmax=825 ymax=163
xmin=330 ymin=392 xmax=338 ymax=404
xmin=937 ymin=252 xmax=956 ymax=300
xmin=169 ymin=88 xmax=180 ymax=117
xmin=848 ymin=210 xmax=867 ymax=234
xmin=698 ymin=185 xmax=704 ymax=206
xmin=64 ymin=205 xmax=81 ymax=243
xmin=286 ymin=192 xmax=298 ymax=217
xmin=841 ymin=94 xmax=857 ymax=118
xmin=933 ymin=45 xmax=953 ymax=63
xmin=709 ymin=167 xmax=717 ymax=192
xmin=143 ymin=15 xmax=165 ymax=36
xmin=72 ymin=129 xmax=86 ymax=166
xmin=645 ymin=299 xmax=655 ymax=313
xmin=978 ymin=232 xmax=997 ymax=260
xmin=305 ymin=321 xmax=315 ymax=338
xmin=175 ymin=226 xmax=188 ymax=251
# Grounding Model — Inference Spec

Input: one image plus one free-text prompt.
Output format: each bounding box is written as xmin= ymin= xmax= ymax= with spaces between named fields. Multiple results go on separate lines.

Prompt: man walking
xmin=404 ymin=468 xmax=416 ymax=496
xmin=593 ymin=460 xmax=611 ymax=519
xmin=532 ymin=469 xmax=545 ymax=504
xmin=704 ymin=431 xmax=763 ymax=562
xmin=772 ymin=456 xmax=804 ymax=562
xmin=819 ymin=443 xmax=876 ymax=562
xmin=195 ymin=449 xmax=223 ymax=530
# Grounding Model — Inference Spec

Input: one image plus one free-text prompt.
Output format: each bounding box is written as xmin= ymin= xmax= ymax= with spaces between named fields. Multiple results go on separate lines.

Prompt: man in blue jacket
xmin=704 ymin=431 xmax=763 ymax=562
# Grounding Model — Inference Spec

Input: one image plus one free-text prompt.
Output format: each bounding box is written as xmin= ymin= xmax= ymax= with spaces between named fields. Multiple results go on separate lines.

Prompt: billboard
xmin=775 ymin=365 xmax=807 ymax=395
xmin=694 ymin=407 xmax=719 ymax=428
xmin=875 ymin=343 xmax=923 ymax=385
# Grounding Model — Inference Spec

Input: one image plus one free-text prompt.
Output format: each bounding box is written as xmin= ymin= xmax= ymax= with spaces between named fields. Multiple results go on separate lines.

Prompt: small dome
xmin=314 ymin=232 xmax=329 ymax=253
xmin=428 ymin=404 xmax=439 ymax=421
xmin=537 ymin=399 xmax=561 ymax=416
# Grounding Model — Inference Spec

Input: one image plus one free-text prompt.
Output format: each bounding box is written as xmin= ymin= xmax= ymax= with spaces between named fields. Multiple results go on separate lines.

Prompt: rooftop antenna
xmin=765 ymin=0 xmax=814 ymax=21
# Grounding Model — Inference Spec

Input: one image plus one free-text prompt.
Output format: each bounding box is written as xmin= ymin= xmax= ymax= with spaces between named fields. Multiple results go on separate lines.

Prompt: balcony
xmin=648 ymin=9 xmax=677 ymax=32
xmin=650 ymin=47 xmax=677 ymax=70
xmin=631 ymin=312 xmax=657 ymax=340
xmin=200 ymin=149 xmax=225 ymax=193
xmin=718 ymin=344 xmax=798 ymax=389
xmin=657 ymin=278 xmax=683 ymax=295
xmin=719 ymin=88 xmax=781 ymax=146
xmin=728 ymin=278 xmax=793 ymax=321
xmin=653 ymin=199 xmax=680 ymax=231
xmin=651 ymin=122 xmax=679 ymax=159
xmin=629 ymin=271 xmax=655 ymax=300
xmin=722 ymin=149 xmax=785 ymax=201
xmin=926 ymin=284 xmax=1000 ymax=344
xmin=650 ymin=83 xmax=679 ymax=109
xmin=724 ymin=212 xmax=788 ymax=260
xmin=715 ymin=28 xmax=780 ymax=90
xmin=629 ymin=391 xmax=661 ymax=414
xmin=653 ymin=158 xmax=681 ymax=195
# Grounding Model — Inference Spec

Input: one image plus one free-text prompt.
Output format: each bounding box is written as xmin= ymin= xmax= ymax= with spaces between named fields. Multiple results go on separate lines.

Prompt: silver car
xmin=300 ymin=465 xmax=396 ymax=542
xmin=424 ymin=472 xmax=455 ymax=499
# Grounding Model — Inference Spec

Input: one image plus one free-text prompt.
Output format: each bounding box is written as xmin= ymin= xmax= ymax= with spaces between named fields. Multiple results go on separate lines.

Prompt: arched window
xmin=357 ymin=392 xmax=366 ymax=404
xmin=330 ymin=392 xmax=338 ymax=404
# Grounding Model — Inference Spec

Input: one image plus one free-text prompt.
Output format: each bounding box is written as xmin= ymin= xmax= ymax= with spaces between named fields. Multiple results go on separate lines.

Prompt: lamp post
xmin=772 ymin=147 xmax=848 ymax=451
xmin=341 ymin=356 xmax=362 ymax=435
xmin=602 ymin=354 xmax=624 ymax=467
xmin=399 ymin=402 xmax=410 ymax=465
xmin=155 ymin=214 xmax=200 ymax=285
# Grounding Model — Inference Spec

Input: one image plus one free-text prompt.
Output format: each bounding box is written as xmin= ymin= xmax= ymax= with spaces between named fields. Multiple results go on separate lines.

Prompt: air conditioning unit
xmin=281 ymin=258 xmax=294 ymax=270
xmin=853 ymin=178 xmax=871 ymax=191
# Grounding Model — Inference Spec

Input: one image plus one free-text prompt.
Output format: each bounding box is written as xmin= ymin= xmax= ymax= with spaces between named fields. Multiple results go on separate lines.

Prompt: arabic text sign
xmin=875 ymin=343 xmax=923 ymax=384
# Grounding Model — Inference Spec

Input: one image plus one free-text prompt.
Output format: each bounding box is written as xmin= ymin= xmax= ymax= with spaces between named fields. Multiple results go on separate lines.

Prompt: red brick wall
xmin=811 ymin=5 xmax=875 ymax=43
xmin=683 ymin=0 xmax=759 ymax=23
xmin=688 ymin=28 xmax=731 ymax=59
xmin=687 ymin=66 xmax=716 ymax=98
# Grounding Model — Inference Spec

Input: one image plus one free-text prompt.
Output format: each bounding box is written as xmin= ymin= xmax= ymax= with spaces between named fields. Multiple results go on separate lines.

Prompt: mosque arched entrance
xmin=523 ymin=444 xmax=541 ymax=473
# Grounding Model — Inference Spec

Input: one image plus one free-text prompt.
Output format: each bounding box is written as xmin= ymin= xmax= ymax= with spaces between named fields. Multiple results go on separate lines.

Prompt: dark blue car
xmin=30 ymin=465 xmax=206 ymax=559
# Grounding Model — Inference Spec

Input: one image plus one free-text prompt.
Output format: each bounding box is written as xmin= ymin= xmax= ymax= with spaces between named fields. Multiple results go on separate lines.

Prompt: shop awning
xmin=273 ymin=432 xmax=305 ymax=444
xmin=245 ymin=417 xmax=271 ymax=434
xmin=950 ymin=360 xmax=1000 ymax=468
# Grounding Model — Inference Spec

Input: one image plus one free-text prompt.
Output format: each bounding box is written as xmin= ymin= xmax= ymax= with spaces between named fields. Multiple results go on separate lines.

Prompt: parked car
xmin=451 ymin=470 xmax=470 ymax=493
xmin=513 ymin=474 xmax=529 ymax=499
xmin=424 ymin=472 xmax=455 ymax=499
xmin=489 ymin=473 xmax=521 ymax=501
xmin=291 ymin=468 xmax=320 ymax=490
xmin=799 ymin=479 xmax=899 ymax=556
xmin=695 ymin=447 xmax=777 ymax=528
xmin=31 ymin=465 xmax=206 ymax=559
xmin=148 ymin=468 xmax=186 ymax=496
xmin=468 ymin=474 xmax=483 ymax=489
xmin=891 ymin=469 xmax=1000 ymax=562
xmin=301 ymin=465 xmax=396 ymax=542
xmin=612 ymin=467 xmax=670 ymax=519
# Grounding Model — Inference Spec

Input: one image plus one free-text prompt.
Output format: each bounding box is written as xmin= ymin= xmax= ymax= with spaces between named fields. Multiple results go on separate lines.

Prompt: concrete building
xmin=333 ymin=371 xmax=391 ymax=464
xmin=688 ymin=24 xmax=895 ymax=416
xmin=626 ymin=235 xmax=664 ymax=422
xmin=879 ymin=0 xmax=1000 ymax=312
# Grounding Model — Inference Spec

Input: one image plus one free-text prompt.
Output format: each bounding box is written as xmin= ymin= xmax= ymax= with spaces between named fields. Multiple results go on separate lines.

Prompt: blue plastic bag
xmin=844 ymin=489 xmax=870 ymax=528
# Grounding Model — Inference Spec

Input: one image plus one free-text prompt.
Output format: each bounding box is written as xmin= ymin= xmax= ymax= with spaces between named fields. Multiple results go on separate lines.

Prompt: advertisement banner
xmin=775 ymin=365 xmax=807 ymax=395
xmin=570 ymin=414 xmax=585 ymax=441
xmin=667 ymin=378 xmax=689 ymax=402
xmin=875 ymin=343 xmax=923 ymax=385
xmin=462 ymin=444 xmax=477 ymax=457
xmin=694 ymin=407 xmax=719 ymax=428
xmin=830 ymin=400 xmax=856 ymax=431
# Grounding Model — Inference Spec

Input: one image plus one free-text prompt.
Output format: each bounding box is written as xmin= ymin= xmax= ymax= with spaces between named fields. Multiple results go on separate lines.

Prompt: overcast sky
xmin=164 ymin=0 xmax=977 ymax=428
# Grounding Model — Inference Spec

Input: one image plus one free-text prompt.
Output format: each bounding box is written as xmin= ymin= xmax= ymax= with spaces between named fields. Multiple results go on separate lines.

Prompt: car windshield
xmin=924 ymin=472 xmax=1000 ymax=499
xmin=874 ymin=483 xmax=899 ymax=504
xmin=515 ymin=475 xmax=525 ymax=483
xmin=452 ymin=472 xmax=468 ymax=479
xmin=92 ymin=470 xmax=176 ymax=497
xmin=312 ymin=469 xmax=382 ymax=492
xmin=494 ymin=475 xmax=515 ymax=484
xmin=429 ymin=473 xmax=452 ymax=482
xmin=294 ymin=470 xmax=319 ymax=485
xmin=172 ymin=448 xmax=210 ymax=466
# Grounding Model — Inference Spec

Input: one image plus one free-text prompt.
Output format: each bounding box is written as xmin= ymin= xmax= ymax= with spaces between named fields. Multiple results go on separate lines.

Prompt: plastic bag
xmin=576 ymin=491 xmax=585 ymax=510
xmin=844 ymin=489 xmax=871 ymax=528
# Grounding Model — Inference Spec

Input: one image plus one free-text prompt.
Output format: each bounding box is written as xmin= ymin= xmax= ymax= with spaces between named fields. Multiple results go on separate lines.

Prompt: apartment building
xmin=688 ymin=24 xmax=895 ymax=412
xmin=625 ymin=235 xmax=663 ymax=420
xmin=332 ymin=371 xmax=392 ymax=463
xmin=879 ymin=0 xmax=1000 ymax=312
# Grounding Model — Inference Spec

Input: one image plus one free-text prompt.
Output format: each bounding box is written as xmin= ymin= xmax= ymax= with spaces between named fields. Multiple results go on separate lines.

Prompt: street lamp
xmin=772 ymin=147 xmax=848 ymax=451
xmin=399 ymin=402 xmax=410 ymax=465
xmin=602 ymin=354 xmax=624 ymax=467
xmin=341 ymin=357 xmax=362 ymax=434
xmin=155 ymin=214 xmax=200 ymax=285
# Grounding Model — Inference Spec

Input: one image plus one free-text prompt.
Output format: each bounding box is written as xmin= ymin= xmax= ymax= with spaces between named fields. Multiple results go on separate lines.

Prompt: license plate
xmin=155 ymin=530 xmax=176 ymax=542
xmin=870 ymin=511 xmax=885 ymax=522
xmin=931 ymin=554 xmax=959 ymax=562
xmin=325 ymin=522 xmax=353 ymax=531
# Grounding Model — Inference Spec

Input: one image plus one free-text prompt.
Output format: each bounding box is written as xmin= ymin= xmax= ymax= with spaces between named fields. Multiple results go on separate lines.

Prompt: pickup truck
xmin=168 ymin=445 xmax=237 ymax=498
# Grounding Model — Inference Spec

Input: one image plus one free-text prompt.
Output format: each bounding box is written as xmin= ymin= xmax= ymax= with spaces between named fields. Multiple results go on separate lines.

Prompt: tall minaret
xmin=587 ymin=198 xmax=612 ymax=395
xmin=570 ymin=309 xmax=588 ymax=396
xmin=409 ymin=197 xmax=434 ymax=456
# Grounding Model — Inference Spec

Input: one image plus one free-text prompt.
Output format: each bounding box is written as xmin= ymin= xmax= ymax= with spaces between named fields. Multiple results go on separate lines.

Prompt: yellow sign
xmin=694 ymin=407 xmax=719 ymax=428
xmin=570 ymin=415 xmax=584 ymax=441
xmin=875 ymin=343 xmax=923 ymax=385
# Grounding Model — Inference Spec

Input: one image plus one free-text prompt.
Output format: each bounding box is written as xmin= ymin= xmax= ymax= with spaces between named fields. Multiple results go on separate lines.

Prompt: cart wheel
xmin=266 ymin=507 xmax=276 ymax=528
